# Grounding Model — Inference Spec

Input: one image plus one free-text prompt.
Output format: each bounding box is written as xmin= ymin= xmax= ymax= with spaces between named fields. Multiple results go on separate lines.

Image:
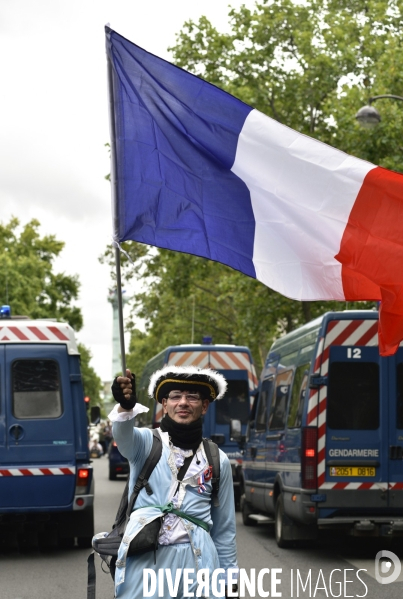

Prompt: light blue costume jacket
xmin=112 ymin=418 xmax=238 ymax=599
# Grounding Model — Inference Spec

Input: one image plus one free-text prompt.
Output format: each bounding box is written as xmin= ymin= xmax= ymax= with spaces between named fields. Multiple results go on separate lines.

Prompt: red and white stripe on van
xmin=0 ymin=320 xmax=79 ymax=355
xmin=306 ymin=319 xmax=379 ymax=489
xmin=0 ymin=466 xmax=75 ymax=476
xmin=168 ymin=350 xmax=258 ymax=391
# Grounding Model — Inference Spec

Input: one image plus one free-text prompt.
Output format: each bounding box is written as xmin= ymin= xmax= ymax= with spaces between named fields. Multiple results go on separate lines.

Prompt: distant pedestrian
xmin=98 ymin=425 xmax=107 ymax=454
xmin=103 ymin=420 xmax=112 ymax=451
xmin=89 ymin=436 xmax=103 ymax=459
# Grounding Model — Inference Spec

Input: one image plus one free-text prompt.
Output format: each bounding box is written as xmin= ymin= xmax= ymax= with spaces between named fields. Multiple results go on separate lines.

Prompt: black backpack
xmin=87 ymin=430 xmax=220 ymax=599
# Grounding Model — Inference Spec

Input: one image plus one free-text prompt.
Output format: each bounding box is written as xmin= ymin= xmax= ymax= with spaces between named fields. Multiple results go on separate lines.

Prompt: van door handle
xmin=9 ymin=424 xmax=24 ymax=442
xmin=266 ymin=433 xmax=282 ymax=441
xmin=390 ymin=446 xmax=403 ymax=460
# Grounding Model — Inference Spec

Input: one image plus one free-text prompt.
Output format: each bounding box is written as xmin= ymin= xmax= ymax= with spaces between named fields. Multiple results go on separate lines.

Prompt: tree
xmin=0 ymin=218 xmax=105 ymax=408
xmin=78 ymin=343 xmax=104 ymax=412
xmin=0 ymin=218 xmax=83 ymax=330
xmin=170 ymin=0 xmax=403 ymax=171
xmin=103 ymin=0 xmax=403 ymax=370
xmin=102 ymin=240 xmax=362 ymax=374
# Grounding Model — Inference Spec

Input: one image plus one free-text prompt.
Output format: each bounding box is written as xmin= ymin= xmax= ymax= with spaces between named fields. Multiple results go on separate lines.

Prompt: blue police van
xmin=231 ymin=310 xmax=403 ymax=546
xmin=0 ymin=312 xmax=94 ymax=547
xmin=137 ymin=343 xmax=259 ymax=506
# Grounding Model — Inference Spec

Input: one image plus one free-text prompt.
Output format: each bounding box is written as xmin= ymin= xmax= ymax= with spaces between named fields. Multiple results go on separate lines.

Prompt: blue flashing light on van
xmin=0 ymin=305 xmax=11 ymax=318
xmin=0 ymin=314 xmax=94 ymax=547
xmin=137 ymin=344 xmax=259 ymax=506
xmin=231 ymin=310 xmax=403 ymax=546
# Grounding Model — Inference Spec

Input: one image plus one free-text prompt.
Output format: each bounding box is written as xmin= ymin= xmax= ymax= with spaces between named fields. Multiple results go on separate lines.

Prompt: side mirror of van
xmin=230 ymin=419 xmax=246 ymax=448
xmin=90 ymin=406 xmax=101 ymax=425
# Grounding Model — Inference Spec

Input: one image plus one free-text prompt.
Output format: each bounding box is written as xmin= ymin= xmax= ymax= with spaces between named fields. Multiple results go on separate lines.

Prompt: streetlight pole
xmin=355 ymin=94 xmax=403 ymax=128
xmin=355 ymin=93 xmax=403 ymax=313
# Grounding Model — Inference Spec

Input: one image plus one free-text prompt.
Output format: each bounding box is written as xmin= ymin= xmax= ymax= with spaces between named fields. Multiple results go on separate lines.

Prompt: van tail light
xmin=301 ymin=427 xmax=318 ymax=490
xmin=76 ymin=468 xmax=90 ymax=494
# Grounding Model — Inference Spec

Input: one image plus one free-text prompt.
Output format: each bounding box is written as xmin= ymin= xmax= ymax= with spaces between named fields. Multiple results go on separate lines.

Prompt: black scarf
xmin=159 ymin=414 xmax=203 ymax=450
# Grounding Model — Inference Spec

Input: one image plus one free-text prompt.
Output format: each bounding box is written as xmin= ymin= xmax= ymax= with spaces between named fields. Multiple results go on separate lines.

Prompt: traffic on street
xmin=1 ymin=457 xmax=403 ymax=599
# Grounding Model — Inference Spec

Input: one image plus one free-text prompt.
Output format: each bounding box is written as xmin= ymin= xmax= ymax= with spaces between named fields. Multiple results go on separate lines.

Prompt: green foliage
xmin=0 ymin=218 xmax=103 ymax=412
xmin=102 ymin=242 xmax=374 ymax=374
xmin=104 ymin=0 xmax=403 ymax=372
xmin=78 ymin=343 xmax=104 ymax=411
xmin=171 ymin=0 xmax=403 ymax=162
xmin=0 ymin=218 xmax=83 ymax=330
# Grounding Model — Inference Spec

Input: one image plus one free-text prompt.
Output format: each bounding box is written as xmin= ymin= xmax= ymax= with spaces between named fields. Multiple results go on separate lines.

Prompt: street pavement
xmin=1 ymin=457 xmax=403 ymax=598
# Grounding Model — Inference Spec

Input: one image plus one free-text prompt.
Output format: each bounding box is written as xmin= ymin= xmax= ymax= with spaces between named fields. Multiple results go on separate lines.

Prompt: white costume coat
xmin=111 ymin=413 xmax=238 ymax=599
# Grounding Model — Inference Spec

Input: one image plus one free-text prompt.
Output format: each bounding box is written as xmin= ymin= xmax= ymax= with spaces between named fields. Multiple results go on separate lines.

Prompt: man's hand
xmin=111 ymin=369 xmax=137 ymax=411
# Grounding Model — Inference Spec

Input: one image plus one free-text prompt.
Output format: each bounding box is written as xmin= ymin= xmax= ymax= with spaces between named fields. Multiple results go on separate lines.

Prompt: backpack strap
xmin=111 ymin=429 xmax=162 ymax=532
xmin=87 ymin=552 xmax=95 ymax=599
xmin=202 ymin=438 xmax=220 ymax=507
xmin=126 ymin=429 xmax=163 ymax=520
xmin=88 ymin=430 xmax=163 ymax=599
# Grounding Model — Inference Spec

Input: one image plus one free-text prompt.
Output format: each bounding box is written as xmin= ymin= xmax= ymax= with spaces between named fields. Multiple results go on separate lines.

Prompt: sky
xmin=0 ymin=0 xmax=255 ymax=382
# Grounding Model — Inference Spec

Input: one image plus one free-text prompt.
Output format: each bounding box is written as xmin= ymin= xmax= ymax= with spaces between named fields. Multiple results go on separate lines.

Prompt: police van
xmin=232 ymin=310 xmax=403 ymax=546
xmin=137 ymin=343 xmax=259 ymax=505
xmin=0 ymin=311 xmax=94 ymax=547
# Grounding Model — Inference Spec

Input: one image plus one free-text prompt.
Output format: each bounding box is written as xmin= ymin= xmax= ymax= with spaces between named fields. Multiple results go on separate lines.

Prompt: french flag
xmin=106 ymin=27 xmax=403 ymax=356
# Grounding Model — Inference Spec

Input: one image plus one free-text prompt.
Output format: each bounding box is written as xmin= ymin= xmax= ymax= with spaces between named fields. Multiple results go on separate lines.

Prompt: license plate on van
xmin=330 ymin=467 xmax=375 ymax=477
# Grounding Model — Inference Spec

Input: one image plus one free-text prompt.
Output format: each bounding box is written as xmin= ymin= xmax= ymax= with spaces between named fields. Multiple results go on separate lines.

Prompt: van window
xmin=287 ymin=364 xmax=309 ymax=428
xmin=327 ymin=362 xmax=379 ymax=430
xmin=279 ymin=352 xmax=298 ymax=368
xmin=299 ymin=344 xmax=315 ymax=358
xmin=12 ymin=360 xmax=62 ymax=419
xmin=255 ymin=377 xmax=274 ymax=431
xmin=216 ymin=379 xmax=249 ymax=424
xmin=268 ymin=370 xmax=293 ymax=430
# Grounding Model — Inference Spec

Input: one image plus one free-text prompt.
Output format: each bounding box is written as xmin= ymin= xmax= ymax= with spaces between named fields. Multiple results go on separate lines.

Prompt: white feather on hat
xmin=148 ymin=364 xmax=227 ymax=402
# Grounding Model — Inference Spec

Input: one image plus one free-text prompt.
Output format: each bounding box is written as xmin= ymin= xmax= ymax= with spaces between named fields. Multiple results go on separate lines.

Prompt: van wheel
xmin=242 ymin=497 xmax=257 ymax=527
xmin=109 ymin=468 xmax=117 ymax=481
xmin=275 ymin=495 xmax=291 ymax=548
xmin=234 ymin=489 xmax=241 ymax=512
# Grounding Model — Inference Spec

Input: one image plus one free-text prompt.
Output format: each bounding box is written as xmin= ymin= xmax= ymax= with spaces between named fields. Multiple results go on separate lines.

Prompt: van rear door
xmin=322 ymin=341 xmax=388 ymax=509
xmin=388 ymin=348 xmax=403 ymax=507
xmin=0 ymin=345 xmax=76 ymax=510
xmin=0 ymin=346 xmax=5 ymax=473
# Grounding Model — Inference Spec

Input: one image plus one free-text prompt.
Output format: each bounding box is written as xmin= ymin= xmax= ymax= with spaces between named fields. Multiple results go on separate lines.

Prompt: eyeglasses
xmin=167 ymin=391 xmax=202 ymax=403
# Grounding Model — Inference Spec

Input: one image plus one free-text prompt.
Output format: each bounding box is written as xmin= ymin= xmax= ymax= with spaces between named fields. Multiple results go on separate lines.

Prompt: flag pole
xmin=107 ymin=45 xmax=126 ymax=376
xmin=114 ymin=246 xmax=127 ymax=375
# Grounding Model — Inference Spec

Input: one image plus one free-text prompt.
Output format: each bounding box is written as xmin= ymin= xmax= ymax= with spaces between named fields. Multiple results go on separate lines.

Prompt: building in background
xmin=102 ymin=288 xmax=129 ymax=414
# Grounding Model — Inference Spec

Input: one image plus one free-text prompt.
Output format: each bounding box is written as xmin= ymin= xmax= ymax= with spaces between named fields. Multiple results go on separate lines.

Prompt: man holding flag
xmin=109 ymin=366 xmax=238 ymax=598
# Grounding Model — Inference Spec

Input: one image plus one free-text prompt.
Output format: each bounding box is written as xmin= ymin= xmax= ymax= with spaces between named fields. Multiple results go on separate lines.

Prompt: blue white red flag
xmin=105 ymin=26 xmax=403 ymax=356
xmin=197 ymin=481 xmax=207 ymax=494
xmin=197 ymin=473 xmax=207 ymax=494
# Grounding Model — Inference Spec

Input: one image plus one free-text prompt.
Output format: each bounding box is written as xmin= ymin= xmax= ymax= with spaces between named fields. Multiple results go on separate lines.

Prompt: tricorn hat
xmin=148 ymin=365 xmax=227 ymax=403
